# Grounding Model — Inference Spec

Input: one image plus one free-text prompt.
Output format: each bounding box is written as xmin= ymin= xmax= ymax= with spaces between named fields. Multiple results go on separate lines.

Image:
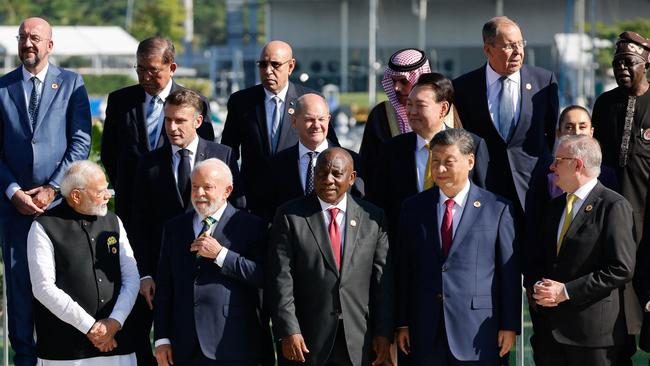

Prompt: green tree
xmin=588 ymin=18 xmax=650 ymax=76
xmin=130 ymin=0 xmax=185 ymax=50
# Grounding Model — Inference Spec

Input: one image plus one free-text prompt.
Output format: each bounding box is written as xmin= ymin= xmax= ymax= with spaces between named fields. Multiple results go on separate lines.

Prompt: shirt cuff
xmin=80 ymin=316 xmax=97 ymax=335
xmin=645 ymin=301 xmax=650 ymax=312
xmin=563 ymin=284 xmax=570 ymax=300
xmin=140 ymin=275 xmax=153 ymax=281
xmin=154 ymin=338 xmax=171 ymax=347
xmin=5 ymin=183 xmax=20 ymax=200
xmin=214 ymin=247 xmax=229 ymax=267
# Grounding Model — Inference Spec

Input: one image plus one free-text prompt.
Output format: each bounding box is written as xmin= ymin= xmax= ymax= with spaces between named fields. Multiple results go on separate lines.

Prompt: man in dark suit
xmin=221 ymin=40 xmax=338 ymax=218
xmin=154 ymin=158 xmax=270 ymax=366
xmin=395 ymin=129 xmax=519 ymax=366
xmin=453 ymin=16 xmax=559 ymax=219
xmin=101 ymin=36 xmax=215 ymax=235
xmin=268 ymin=148 xmax=393 ymax=366
xmin=267 ymin=93 xmax=364 ymax=223
xmin=130 ymin=88 xmax=244 ymax=363
xmin=528 ymin=135 xmax=636 ymax=366
xmin=0 ymin=17 xmax=92 ymax=366
xmin=369 ymin=72 xmax=489 ymax=243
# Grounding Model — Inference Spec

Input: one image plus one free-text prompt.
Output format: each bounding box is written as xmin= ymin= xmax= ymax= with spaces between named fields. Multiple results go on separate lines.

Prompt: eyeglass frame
xmin=552 ymin=156 xmax=577 ymax=165
xmin=16 ymin=34 xmax=49 ymax=44
xmin=133 ymin=64 xmax=169 ymax=77
xmin=612 ymin=57 xmax=647 ymax=69
xmin=256 ymin=59 xmax=292 ymax=70
xmin=491 ymin=40 xmax=527 ymax=52
xmin=75 ymin=187 xmax=111 ymax=198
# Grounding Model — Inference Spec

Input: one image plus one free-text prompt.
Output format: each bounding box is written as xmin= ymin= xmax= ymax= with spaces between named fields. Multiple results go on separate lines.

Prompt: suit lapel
xmin=289 ymin=145 xmax=305 ymax=194
xmin=511 ymin=65 xmax=533 ymax=144
xmin=34 ymin=65 xmax=63 ymax=132
xmin=422 ymin=189 xmax=443 ymax=259
xmin=254 ymin=86 xmax=272 ymax=155
xmin=404 ymin=133 xmax=420 ymax=193
xmin=304 ymin=196 xmax=339 ymax=275
xmin=133 ymin=87 xmax=148 ymax=151
xmin=211 ymin=203 xmax=236 ymax=249
xmin=277 ymin=83 xmax=298 ymax=151
xmin=558 ymin=183 xmax=604 ymax=257
xmin=160 ymin=145 xmax=184 ymax=207
xmin=447 ymin=184 xmax=481 ymax=259
xmin=341 ymin=196 xmax=361 ymax=275
xmin=7 ymin=69 xmax=31 ymax=134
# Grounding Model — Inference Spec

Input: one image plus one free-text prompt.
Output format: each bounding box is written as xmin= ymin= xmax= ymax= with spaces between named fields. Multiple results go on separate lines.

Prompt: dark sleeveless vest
xmin=33 ymin=201 xmax=136 ymax=360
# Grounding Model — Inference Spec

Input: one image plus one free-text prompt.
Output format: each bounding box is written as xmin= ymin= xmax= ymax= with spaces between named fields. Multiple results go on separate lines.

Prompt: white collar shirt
xmin=556 ymin=178 xmax=598 ymax=243
xmin=22 ymin=63 xmax=49 ymax=111
xmin=318 ymin=194 xmax=348 ymax=251
xmin=170 ymin=136 xmax=200 ymax=184
xmin=486 ymin=63 xmax=521 ymax=132
xmin=436 ymin=180 xmax=471 ymax=242
xmin=144 ymin=78 xmax=174 ymax=148
xmin=264 ymin=84 xmax=289 ymax=139
xmin=298 ymin=140 xmax=329 ymax=192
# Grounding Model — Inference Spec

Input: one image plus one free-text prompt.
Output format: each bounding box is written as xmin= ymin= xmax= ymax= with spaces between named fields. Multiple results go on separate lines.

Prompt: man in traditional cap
xmin=592 ymin=31 xmax=650 ymax=363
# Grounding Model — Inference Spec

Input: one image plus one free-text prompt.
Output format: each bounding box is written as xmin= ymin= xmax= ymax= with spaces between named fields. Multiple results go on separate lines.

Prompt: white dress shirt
xmin=171 ymin=135 xmax=200 ymax=184
xmin=145 ymin=78 xmax=173 ymax=149
xmin=154 ymin=203 xmax=229 ymax=348
xmin=264 ymin=83 xmax=289 ymax=140
xmin=298 ymin=140 xmax=329 ymax=192
xmin=555 ymin=178 xmax=598 ymax=244
xmin=414 ymin=125 xmax=447 ymax=192
xmin=486 ymin=63 xmax=521 ymax=132
xmin=27 ymin=217 xmax=139 ymax=366
xmin=436 ymin=181 xmax=471 ymax=243
xmin=318 ymin=194 xmax=348 ymax=251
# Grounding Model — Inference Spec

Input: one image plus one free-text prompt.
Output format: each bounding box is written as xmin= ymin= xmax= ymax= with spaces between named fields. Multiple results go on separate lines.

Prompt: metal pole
xmin=418 ymin=0 xmax=427 ymax=51
xmin=576 ymin=0 xmax=585 ymax=105
xmin=341 ymin=0 xmax=349 ymax=92
xmin=3 ymin=269 xmax=8 ymax=366
xmin=495 ymin=0 xmax=504 ymax=16
xmin=368 ymin=0 xmax=378 ymax=108
xmin=125 ymin=0 xmax=134 ymax=32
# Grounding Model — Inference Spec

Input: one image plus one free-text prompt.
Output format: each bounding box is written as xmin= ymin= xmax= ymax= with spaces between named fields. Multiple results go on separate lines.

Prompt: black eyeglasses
xmin=256 ymin=59 xmax=291 ymax=70
xmin=553 ymin=157 xmax=576 ymax=165
xmin=134 ymin=64 xmax=165 ymax=76
xmin=612 ymin=58 xmax=646 ymax=69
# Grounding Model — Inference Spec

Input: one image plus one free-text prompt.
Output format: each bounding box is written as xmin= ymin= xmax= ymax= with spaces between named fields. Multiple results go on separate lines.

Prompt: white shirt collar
xmin=264 ymin=83 xmax=289 ymax=104
xmin=438 ymin=180 xmax=471 ymax=208
xmin=298 ymin=140 xmax=329 ymax=158
xmin=570 ymin=177 xmax=598 ymax=201
xmin=22 ymin=63 xmax=49 ymax=83
xmin=196 ymin=200 xmax=228 ymax=224
xmin=171 ymin=135 xmax=199 ymax=156
xmin=486 ymin=63 xmax=520 ymax=87
xmin=415 ymin=124 xmax=448 ymax=150
xmin=317 ymin=194 xmax=348 ymax=214
xmin=145 ymin=78 xmax=174 ymax=101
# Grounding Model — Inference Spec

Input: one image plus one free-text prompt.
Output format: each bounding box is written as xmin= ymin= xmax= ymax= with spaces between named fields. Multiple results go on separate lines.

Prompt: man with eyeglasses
xmin=453 ymin=16 xmax=559 ymax=229
xmin=100 ymin=35 xmax=216 ymax=366
xmin=0 ymin=17 xmax=92 ymax=366
xmin=592 ymin=31 xmax=650 ymax=364
xmin=221 ymin=40 xmax=339 ymax=219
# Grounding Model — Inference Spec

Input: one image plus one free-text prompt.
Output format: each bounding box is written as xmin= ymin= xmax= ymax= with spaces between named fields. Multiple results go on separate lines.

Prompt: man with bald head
xmin=222 ymin=40 xmax=339 ymax=218
xmin=154 ymin=158 xmax=271 ymax=366
xmin=0 ymin=17 xmax=92 ymax=365
xmin=453 ymin=16 xmax=559 ymax=224
xmin=268 ymin=147 xmax=393 ymax=366
xmin=265 ymin=93 xmax=364 ymax=222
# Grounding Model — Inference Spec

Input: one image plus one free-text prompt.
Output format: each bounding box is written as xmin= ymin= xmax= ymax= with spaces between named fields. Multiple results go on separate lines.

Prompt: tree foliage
xmin=588 ymin=18 xmax=650 ymax=76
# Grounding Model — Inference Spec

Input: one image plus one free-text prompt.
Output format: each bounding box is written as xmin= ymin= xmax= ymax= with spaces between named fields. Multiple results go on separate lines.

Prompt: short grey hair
xmin=482 ymin=16 xmax=520 ymax=44
xmin=294 ymin=93 xmax=328 ymax=116
xmin=192 ymin=158 xmax=233 ymax=185
xmin=60 ymin=160 xmax=104 ymax=198
xmin=558 ymin=134 xmax=602 ymax=177
xmin=429 ymin=129 xmax=475 ymax=156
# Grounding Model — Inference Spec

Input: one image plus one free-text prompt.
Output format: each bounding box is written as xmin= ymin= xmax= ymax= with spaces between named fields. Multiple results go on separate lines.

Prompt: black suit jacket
xmin=529 ymin=182 xmax=636 ymax=347
xmin=367 ymin=130 xmax=489 ymax=243
xmin=154 ymin=204 xmax=271 ymax=363
xmin=101 ymin=82 xmax=215 ymax=229
xmin=221 ymin=82 xmax=339 ymax=217
xmin=265 ymin=143 xmax=365 ymax=223
xmin=267 ymin=194 xmax=393 ymax=366
xmin=453 ymin=64 xmax=558 ymax=213
xmin=131 ymin=138 xmax=243 ymax=279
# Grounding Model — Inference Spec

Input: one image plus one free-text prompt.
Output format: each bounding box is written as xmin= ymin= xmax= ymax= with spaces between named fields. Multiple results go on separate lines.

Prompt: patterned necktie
xmin=270 ymin=96 xmax=282 ymax=153
xmin=557 ymin=193 xmax=577 ymax=254
xmin=441 ymin=198 xmax=454 ymax=258
xmin=498 ymin=76 xmax=515 ymax=140
xmin=146 ymin=96 xmax=163 ymax=149
xmin=305 ymin=151 xmax=315 ymax=195
xmin=328 ymin=208 xmax=342 ymax=270
xmin=196 ymin=216 xmax=217 ymax=258
xmin=619 ymin=95 xmax=636 ymax=167
xmin=177 ymin=149 xmax=191 ymax=205
xmin=28 ymin=76 xmax=41 ymax=128
xmin=423 ymin=142 xmax=435 ymax=190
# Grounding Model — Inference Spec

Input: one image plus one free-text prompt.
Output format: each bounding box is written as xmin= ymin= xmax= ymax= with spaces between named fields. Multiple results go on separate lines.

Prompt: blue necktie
xmin=270 ymin=96 xmax=281 ymax=153
xmin=498 ymin=76 xmax=515 ymax=140
xmin=28 ymin=77 xmax=41 ymax=128
xmin=146 ymin=96 xmax=163 ymax=149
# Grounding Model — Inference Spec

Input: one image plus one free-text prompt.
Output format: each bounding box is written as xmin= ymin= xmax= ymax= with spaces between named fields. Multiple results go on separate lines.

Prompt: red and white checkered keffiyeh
xmin=381 ymin=48 xmax=431 ymax=134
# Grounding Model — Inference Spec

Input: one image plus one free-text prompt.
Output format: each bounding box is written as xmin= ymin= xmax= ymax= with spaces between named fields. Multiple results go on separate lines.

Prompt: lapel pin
xmin=585 ymin=204 xmax=593 ymax=212
xmin=525 ymin=83 xmax=532 ymax=90
xmin=350 ymin=219 xmax=357 ymax=227
xmin=643 ymin=129 xmax=650 ymax=141
xmin=473 ymin=200 xmax=481 ymax=208
xmin=287 ymin=107 xmax=295 ymax=115
xmin=51 ymin=83 xmax=58 ymax=89
xmin=111 ymin=247 xmax=117 ymax=254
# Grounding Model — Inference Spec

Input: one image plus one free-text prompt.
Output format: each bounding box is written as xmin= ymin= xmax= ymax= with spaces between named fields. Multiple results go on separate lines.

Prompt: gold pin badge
xmin=288 ymin=107 xmax=295 ymax=115
xmin=585 ymin=204 xmax=593 ymax=212
xmin=473 ymin=200 xmax=481 ymax=208
xmin=350 ymin=219 xmax=357 ymax=227
xmin=107 ymin=236 xmax=117 ymax=246
xmin=111 ymin=247 xmax=117 ymax=254
xmin=51 ymin=83 xmax=58 ymax=89
xmin=525 ymin=83 xmax=532 ymax=90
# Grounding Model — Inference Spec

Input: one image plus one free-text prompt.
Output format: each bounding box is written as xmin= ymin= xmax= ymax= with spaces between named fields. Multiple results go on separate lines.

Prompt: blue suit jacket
xmin=154 ymin=203 xmax=270 ymax=363
xmin=396 ymin=184 xmax=520 ymax=364
xmin=0 ymin=64 xmax=91 ymax=214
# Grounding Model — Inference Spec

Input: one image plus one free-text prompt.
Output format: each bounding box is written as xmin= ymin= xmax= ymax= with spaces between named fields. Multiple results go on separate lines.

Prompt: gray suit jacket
xmin=267 ymin=194 xmax=393 ymax=366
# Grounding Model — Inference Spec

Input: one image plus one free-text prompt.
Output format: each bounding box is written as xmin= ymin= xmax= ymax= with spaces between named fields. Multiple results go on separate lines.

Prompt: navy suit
xmin=397 ymin=184 xmax=520 ymax=365
xmin=154 ymin=204 xmax=271 ymax=364
xmin=0 ymin=64 xmax=91 ymax=366
xmin=221 ymin=82 xmax=339 ymax=218
xmin=453 ymin=64 xmax=558 ymax=214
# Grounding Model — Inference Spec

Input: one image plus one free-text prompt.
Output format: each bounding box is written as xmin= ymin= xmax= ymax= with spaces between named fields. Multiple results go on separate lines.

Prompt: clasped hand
xmin=86 ymin=318 xmax=121 ymax=352
xmin=532 ymin=278 xmax=568 ymax=307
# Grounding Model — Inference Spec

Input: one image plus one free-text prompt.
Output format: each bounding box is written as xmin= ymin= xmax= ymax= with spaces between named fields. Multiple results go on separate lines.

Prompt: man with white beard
xmin=154 ymin=159 xmax=271 ymax=366
xmin=27 ymin=160 xmax=140 ymax=365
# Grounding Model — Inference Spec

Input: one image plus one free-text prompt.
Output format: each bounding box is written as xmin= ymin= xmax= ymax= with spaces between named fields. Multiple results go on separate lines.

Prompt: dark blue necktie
xmin=28 ymin=76 xmax=41 ymax=128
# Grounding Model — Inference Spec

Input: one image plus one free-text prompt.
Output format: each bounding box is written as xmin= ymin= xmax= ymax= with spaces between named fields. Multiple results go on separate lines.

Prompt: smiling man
xmin=268 ymin=147 xmax=393 ymax=366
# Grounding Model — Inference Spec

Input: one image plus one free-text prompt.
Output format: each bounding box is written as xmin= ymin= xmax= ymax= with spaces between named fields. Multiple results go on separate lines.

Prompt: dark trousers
xmin=131 ymin=295 xmax=156 ymax=366
xmin=1 ymin=213 xmax=36 ymax=366
xmin=176 ymin=346 xmax=259 ymax=366
xmin=325 ymin=322 xmax=353 ymax=366
xmin=615 ymin=334 xmax=637 ymax=366
xmin=531 ymin=324 xmax=619 ymax=366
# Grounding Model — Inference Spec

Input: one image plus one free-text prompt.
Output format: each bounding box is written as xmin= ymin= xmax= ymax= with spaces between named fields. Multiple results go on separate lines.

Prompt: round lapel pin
xmin=643 ymin=129 xmax=650 ymax=141
xmin=51 ymin=83 xmax=58 ymax=89
xmin=585 ymin=204 xmax=593 ymax=212
xmin=350 ymin=219 xmax=357 ymax=227
xmin=287 ymin=107 xmax=295 ymax=115
xmin=111 ymin=247 xmax=117 ymax=254
xmin=525 ymin=83 xmax=532 ymax=90
xmin=473 ymin=200 xmax=481 ymax=208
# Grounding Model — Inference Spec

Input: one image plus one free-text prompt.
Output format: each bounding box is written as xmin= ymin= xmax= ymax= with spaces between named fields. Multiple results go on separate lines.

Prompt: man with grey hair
xmin=154 ymin=158 xmax=271 ymax=366
xmin=26 ymin=160 xmax=140 ymax=365
xmin=529 ymin=134 xmax=636 ymax=366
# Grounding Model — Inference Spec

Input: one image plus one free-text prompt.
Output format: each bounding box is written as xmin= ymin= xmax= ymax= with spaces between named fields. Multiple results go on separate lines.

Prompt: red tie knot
xmin=445 ymin=198 xmax=454 ymax=209
xmin=329 ymin=207 xmax=340 ymax=220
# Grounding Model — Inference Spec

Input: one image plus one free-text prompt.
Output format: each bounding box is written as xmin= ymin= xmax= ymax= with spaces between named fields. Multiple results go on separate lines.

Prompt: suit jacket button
xmin=32 ymin=139 xmax=36 ymax=144
xmin=441 ymin=265 xmax=448 ymax=272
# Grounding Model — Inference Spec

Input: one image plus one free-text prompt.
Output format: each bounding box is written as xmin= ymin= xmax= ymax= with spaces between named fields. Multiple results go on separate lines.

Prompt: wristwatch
xmin=46 ymin=184 xmax=61 ymax=195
